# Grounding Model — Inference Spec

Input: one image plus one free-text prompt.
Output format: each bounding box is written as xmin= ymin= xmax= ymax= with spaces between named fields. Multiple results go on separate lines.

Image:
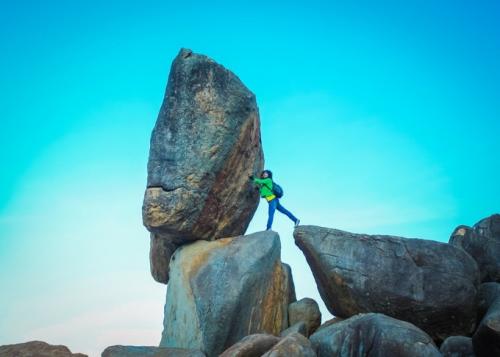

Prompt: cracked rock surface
xmin=294 ymin=225 xmax=479 ymax=341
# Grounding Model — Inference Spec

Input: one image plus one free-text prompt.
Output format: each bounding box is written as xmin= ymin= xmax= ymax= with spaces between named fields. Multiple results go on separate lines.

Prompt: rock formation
xmin=309 ymin=313 xmax=441 ymax=357
xmin=472 ymin=282 xmax=500 ymax=356
xmin=294 ymin=225 xmax=479 ymax=341
xmin=159 ymin=231 xmax=295 ymax=357
xmin=142 ymin=48 xmax=264 ymax=283
xmin=0 ymin=341 xmax=87 ymax=357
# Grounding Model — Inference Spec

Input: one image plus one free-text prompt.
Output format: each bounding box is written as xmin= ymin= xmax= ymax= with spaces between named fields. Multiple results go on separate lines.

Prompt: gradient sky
xmin=1 ymin=1 xmax=499 ymax=356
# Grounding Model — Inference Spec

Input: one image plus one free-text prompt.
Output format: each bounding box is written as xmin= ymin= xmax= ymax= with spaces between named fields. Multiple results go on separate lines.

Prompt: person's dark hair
xmin=261 ymin=170 xmax=273 ymax=179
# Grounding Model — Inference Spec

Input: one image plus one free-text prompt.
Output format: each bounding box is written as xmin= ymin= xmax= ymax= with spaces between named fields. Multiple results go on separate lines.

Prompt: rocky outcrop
xmin=142 ymin=48 xmax=264 ymax=283
xmin=310 ymin=313 xmax=441 ymax=357
xmin=287 ymin=298 xmax=321 ymax=337
xmin=159 ymin=231 xmax=294 ymax=357
xmin=219 ymin=334 xmax=280 ymax=357
xmin=0 ymin=341 xmax=87 ymax=357
xmin=101 ymin=345 xmax=205 ymax=357
xmin=261 ymin=333 xmax=316 ymax=357
xmin=294 ymin=225 xmax=479 ymax=341
xmin=472 ymin=282 xmax=500 ymax=356
xmin=440 ymin=336 xmax=475 ymax=357
xmin=450 ymin=214 xmax=500 ymax=283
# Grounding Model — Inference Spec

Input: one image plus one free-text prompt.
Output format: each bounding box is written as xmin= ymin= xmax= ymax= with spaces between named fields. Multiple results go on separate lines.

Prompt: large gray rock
xmin=440 ymin=336 xmax=475 ymax=357
xmin=101 ymin=345 xmax=205 ymax=357
xmin=219 ymin=334 xmax=280 ymax=357
xmin=142 ymin=48 xmax=264 ymax=283
xmin=160 ymin=231 xmax=295 ymax=357
xmin=310 ymin=313 xmax=441 ymax=357
xmin=280 ymin=321 xmax=308 ymax=337
xmin=261 ymin=333 xmax=316 ymax=357
xmin=294 ymin=225 xmax=479 ymax=341
xmin=288 ymin=298 xmax=321 ymax=337
xmin=450 ymin=214 xmax=500 ymax=283
xmin=0 ymin=341 xmax=87 ymax=357
xmin=472 ymin=282 xmax=500 ymax=357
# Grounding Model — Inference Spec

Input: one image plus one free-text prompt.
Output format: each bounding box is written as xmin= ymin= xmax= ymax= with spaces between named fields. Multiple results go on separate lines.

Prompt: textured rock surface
xmin=473 ymin=214 xmax=500 ymax=239
xmin=101 ymin=345 xmax=205 ymax=357
xmin=440 ymin=336 xmax=475 ymax=357
xmin=160 ymin=231 xmax=294 ymax=357
xmin=219 ymin=334 xmax=280 ymax=357
xmin=294 ymin=225 xmax=479 ymax=341
xmin=450 ymin=215 xmax=500 ymax=283
xmin=310 ymin=313 xmax=441 ymax=357
xmin=472 ymin=282 xmax=500 ymax=357
xmin=0 ymin=341 xmax=87 ymax=357
xmin=280 ymin=321 xmax=308 ymax=337
xmin=288 ymin=297 xmax=321 ymax=337
xmin=261 ymin=333 xmax=316 ymax=357
xmin=142 ymin=48 xmax=264 ymax=283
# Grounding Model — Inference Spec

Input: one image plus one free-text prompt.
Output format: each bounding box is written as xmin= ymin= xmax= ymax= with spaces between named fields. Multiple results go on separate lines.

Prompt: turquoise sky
xmin=1 ymin=1 xmax=499 ymax=356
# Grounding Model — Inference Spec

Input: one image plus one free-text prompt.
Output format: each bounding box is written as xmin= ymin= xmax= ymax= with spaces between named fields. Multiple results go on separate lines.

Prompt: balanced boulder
xmin=309 ymin=313 xmax=441 ymax=357
xmin=472 ymin=282 xmax=500 ymax=357
xmin=450 ymin=214 xmax=500 ymax=283
xmin=142 ymin=48 xmax=264 ymax=283
xmin=294 ymin=225 xmax=479 ymax=341
xmin=160 ymin=231 xmax=295 ymax=357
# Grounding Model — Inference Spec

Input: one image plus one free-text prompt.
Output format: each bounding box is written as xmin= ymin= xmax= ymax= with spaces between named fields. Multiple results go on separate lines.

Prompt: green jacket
xmin=253 ymin=177 xmax=274 ymax=198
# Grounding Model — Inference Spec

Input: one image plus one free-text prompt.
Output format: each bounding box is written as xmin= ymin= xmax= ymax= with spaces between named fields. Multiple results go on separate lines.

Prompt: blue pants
xmin=267 ymin=198 xmax=298 ymax=230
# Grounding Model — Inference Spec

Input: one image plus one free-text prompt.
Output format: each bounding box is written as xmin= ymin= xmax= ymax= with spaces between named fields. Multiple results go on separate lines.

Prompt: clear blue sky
xmin=1 ymin=1 xmax=499 ymax=356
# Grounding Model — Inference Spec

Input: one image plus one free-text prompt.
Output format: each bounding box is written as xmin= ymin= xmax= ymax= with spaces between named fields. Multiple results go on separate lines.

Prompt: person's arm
xmin=253 ymin=177 xmax=272 ymax=187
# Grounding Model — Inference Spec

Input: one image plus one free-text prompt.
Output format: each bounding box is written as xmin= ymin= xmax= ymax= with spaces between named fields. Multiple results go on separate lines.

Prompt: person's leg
xmin=276 ymin=200 xmax=298 ymax=223
xmin=266 ymin=198 xmax=278 ymax=230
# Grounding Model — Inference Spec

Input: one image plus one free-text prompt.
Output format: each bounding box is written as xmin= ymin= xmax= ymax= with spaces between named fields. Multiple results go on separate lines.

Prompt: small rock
xmin=310 ymin=313 xmax=440 ymax=357
xmin=219 ymin=334 xmax=280 ymax=357
xmin=0 ymin=341 xmax=87 ymax=357
xmin=280 ymin=321 xmax=308 ymax=337
xmin=288 ymin=298 xmax=321 ymax=336
xmin=261 ymin=333 xmax=316 ymax=357
xmin=440 ymin=336 xmax=475 ymax=357
xmin=101 ymin=345 xmax=205 ymax=357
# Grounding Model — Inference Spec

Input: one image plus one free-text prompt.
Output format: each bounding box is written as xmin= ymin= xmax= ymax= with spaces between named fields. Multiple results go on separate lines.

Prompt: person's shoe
xmin=294 ymin=219 xmax=300 ymax=227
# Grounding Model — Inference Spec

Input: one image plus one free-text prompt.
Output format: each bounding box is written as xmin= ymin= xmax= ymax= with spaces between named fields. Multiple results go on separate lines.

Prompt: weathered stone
xmin=280 ymin=321 xmax=308 ymax=337
xmin=160 ymin=231 xmax=294 ymax=357
xmin=261 ymin=333 xmax=316 ymax=357
xmin=142 ymin=48 xmax=264 ymax=283
xmin=450 ymin=215 xmax=500 ymax=283
xmin=472 ymin=282 xmax=500 ymax=357
xmin=315 ymin=317 xmax=344 ymax=333
xmin=288 ymin=297 xmax=321 ymax=337
xmin=149 ymin=232 xmax=178 ymax=283
xmin=101 ymin=345 xmax=205 ymax=357
xmin=473 ymin=214 xmax=500 ymax=240
xmin=294 ymin=225 xmax=479 ymax=341
xmin=219 ymin=334 xmax=280 ymax=357
xmin=0 ymin=341 xmax=87 ymax=357
xmin=440 ymin=336 xmax=475 ymax=357
xmin=310 ymin=313 xmax=441 ymax=357
xmin=282 ymin=263 xmax=297 ymax=304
